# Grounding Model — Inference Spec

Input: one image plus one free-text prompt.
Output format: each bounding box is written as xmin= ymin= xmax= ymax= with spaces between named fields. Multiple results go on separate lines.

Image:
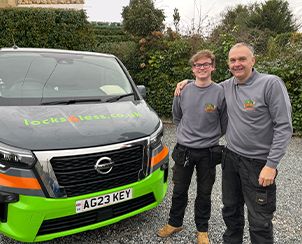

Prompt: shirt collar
xmin=233 ymin=68 xmax=258 ymax=86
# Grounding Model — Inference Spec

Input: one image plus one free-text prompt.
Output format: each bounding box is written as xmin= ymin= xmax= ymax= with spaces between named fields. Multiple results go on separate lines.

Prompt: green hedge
xmin=91 ymin=22 xmax=131 ymax=44
xmin=130 ymin=38 xmax=193 ymax=117
xmin=0 ymin=8 xmax=96 ymax=51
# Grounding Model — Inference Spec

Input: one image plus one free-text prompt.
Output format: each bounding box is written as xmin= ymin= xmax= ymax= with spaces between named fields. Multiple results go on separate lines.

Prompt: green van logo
xmin=23 ymin=112 xmax=142 ymax=126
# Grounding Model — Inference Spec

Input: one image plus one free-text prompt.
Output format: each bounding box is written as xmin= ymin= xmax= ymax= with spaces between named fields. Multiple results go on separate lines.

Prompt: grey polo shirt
xmin=173 ymin=81 xmax=227 ymax=149
xmin=221 ymin=69 xmax=293 ymax=168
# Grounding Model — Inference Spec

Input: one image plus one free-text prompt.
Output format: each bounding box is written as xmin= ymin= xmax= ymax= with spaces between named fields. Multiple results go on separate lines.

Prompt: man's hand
xmin=258 ymin=166 xmax=276 ymax=187
xmin=174 ymin=79 xmax=189 ymax=96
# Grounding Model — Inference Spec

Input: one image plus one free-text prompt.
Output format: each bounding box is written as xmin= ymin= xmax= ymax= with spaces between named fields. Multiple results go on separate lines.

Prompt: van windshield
xmin=0 ymin=51 xmax=135 ymax=106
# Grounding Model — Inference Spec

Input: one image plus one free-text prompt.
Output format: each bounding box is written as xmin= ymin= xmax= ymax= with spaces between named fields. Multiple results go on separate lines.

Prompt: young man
xmin=157 ymin=50 xmax=227 ymax=244
xmin=175 ymin=43 xmax=293 ymax=243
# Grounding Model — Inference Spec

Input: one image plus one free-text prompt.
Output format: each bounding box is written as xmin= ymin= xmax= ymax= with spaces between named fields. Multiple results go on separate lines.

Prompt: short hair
xmin=189 ymin=50 xmax=215 ymax=66
xmin=229 ymin=42 xmax=255 ymax=56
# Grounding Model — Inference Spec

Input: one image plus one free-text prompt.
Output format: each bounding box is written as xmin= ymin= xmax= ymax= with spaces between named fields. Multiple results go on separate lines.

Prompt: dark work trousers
xmin=222 ymin=148 xmax=276 ymax=244
xmin=168 ymin=144 xmax=216 ymax=232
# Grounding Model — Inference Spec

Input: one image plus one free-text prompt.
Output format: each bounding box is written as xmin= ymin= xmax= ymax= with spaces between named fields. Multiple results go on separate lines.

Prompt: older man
xmin=175 ymin=43 xmax=292 ymax=243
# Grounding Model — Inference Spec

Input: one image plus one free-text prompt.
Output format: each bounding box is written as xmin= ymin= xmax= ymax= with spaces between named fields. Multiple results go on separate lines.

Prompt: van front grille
xmin=37 ymin=193 xmax=155 ymax=235
xmin=50 ymin=145 xmax=144 ymax=197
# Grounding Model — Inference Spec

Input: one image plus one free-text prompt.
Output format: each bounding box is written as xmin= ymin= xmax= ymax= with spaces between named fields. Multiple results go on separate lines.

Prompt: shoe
xmin=157 ymin=224 xmax=183 ymax=237
xmin=197 ymin=232 xmax=210 ymax=244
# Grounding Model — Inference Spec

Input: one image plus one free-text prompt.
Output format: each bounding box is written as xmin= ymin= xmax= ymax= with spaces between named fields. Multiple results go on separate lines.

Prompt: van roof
xmin=0 ymin=47 xmax=115 ymax=58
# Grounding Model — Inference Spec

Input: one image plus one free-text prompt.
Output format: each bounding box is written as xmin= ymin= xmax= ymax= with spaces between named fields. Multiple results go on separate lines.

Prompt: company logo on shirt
xmin=204 ymin=103 xmax=216 ymax=112
xmin=244 ymin=99 xmax=255 ymax=111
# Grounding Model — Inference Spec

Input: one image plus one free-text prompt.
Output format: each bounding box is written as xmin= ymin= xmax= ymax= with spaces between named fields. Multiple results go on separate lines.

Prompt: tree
xmin=209 ymin=0 xmax=298 ymax=54
xmin=209 ymin=5 xmax=257 ymax=48
xmin=173 ymin=8 xmax=180 ymax=33
xmin=214 ymin=4 xmax=251 ymax=33
xmin=247 ymin=0 xmax=298 ymax=34
xmin=122 ymin=0 xmax=165 ymax=37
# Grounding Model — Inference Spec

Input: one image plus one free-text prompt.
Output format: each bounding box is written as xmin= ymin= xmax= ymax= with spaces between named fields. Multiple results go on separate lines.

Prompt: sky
xmin=84 ymin=0 xmax=302 ymax=32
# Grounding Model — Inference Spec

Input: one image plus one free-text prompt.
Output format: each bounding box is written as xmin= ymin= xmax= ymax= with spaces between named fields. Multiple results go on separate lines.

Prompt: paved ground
xmin=1 ymin=123 xmax=301 ymax=243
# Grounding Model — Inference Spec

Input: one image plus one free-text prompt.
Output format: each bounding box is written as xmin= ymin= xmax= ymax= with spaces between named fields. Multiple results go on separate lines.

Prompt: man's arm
xmin=219 ymin=97 xmax=228 ymax=136
xmin=174 ymin=79 xmax=190 ymax=96
xmin=259 ymin=77 xmax=293 ymax=186
xmin=172 ymin=96 xmax=182 ymax=126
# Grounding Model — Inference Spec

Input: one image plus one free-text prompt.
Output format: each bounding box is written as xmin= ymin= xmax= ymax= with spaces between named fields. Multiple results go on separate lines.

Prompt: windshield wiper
xmin=41 ymin=98 xmax=103 ymax=105
xmin=104 ymin=93 xmax=135 ymax=103
xmin=41 ymin=93 xmax=135 ymax=105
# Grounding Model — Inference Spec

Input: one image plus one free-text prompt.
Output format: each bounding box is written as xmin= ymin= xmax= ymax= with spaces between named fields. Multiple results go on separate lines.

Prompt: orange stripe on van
xmin=151 ymin=146 xmax=169 ymax=167
xmin=0 ymin=173 xmax=41 ymax=190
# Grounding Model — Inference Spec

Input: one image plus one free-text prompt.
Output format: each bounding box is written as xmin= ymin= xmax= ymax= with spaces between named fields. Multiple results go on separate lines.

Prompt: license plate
xmin=76 ymin=188 xmax=133 ymax=213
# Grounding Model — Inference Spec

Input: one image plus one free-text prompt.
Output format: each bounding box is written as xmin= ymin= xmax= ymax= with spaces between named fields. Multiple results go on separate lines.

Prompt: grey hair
xmin=229 ymin=42 xmax=255 ymax=56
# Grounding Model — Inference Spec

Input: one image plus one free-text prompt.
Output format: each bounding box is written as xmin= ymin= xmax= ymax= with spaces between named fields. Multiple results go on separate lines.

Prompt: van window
xmin=0 ymin=52 xmax=133 ymax=105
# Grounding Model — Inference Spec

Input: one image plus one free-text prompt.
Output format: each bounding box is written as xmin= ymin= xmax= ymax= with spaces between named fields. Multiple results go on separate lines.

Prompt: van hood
xmin=0 ymin=101 xmax=160 ymax=150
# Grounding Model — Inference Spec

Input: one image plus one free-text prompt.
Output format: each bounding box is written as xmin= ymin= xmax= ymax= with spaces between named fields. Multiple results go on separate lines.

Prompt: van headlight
xmin=150 ymin=120 xmax=164 ymax=150
xmin=0 ymin=142 xmax=36 ymax=169
xmin=149 ymin=120 xmax=169 ymax=173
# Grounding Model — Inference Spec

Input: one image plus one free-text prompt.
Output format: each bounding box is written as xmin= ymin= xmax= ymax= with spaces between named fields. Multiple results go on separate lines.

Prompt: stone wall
xmin=17 ymin=0 xmax=84 ymax=4
xmin=0 ymin=0 xmax=17 ymax=7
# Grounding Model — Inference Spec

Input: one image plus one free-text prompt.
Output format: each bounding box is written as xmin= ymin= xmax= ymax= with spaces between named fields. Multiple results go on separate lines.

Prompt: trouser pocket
xmin=247 ymin=159 xmax=277 ymax=213
xmin=171 ymin=144 xmax=190 ymax=167
xmin=254 ymin=185 xmax=276 ymax=213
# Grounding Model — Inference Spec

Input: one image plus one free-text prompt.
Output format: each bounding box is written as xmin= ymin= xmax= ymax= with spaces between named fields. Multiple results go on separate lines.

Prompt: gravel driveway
xmin=1 ymin=123 xmax=301 ymax=244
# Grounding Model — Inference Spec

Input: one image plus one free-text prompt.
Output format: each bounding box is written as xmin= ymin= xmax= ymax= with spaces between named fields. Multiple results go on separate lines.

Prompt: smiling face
xmin=192 ymin=57 xmax=215 ymax=82
xmin=228 ymin=45 xmax=255 ymax=83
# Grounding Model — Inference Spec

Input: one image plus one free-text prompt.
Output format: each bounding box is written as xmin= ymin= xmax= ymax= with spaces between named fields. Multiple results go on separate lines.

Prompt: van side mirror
xmin=137 ymin=85 xmax=146 ymax=98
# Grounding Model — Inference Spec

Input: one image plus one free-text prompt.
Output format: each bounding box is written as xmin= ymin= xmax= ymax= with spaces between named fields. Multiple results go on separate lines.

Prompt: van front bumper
xmin=0 ymin=168 xmax=168 ymax=242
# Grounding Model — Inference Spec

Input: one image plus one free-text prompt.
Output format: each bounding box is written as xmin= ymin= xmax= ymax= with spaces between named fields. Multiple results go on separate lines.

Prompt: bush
xmin=0 ymin=8 xmax=96 ymax=51
xmin=131 ymin=37 xmax=193 ymax=117
xmin=95 ymin=41 xmax=137 ymax=66
xmin=92 ymin=22 xmax=131 ymax=44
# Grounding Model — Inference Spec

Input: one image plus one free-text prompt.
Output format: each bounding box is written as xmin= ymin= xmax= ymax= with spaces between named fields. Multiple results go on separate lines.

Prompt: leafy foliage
xmin=212 ymin=4 xmax=251 ymax=35
xmin=96 ymin=41 xmax=137 ymax=68
xmin=131 ymin=36 xmax=192 ymax=117
xmin=207 ymin=34 xmax=236 ymax=82
xmin=173 ymin=8 xmax=181 ymax=33
xmin=248 ymin=0 xmax=297 ymax=34
xmin=211 ymin=0 xmax=298 ymax=53
xmin=0 ymin=8 xmax=96 ymax=51
xmin=121 ymin=0 xmax=165 ymax=37
xmin=91 ymin=22 xmax=131 ymax=44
